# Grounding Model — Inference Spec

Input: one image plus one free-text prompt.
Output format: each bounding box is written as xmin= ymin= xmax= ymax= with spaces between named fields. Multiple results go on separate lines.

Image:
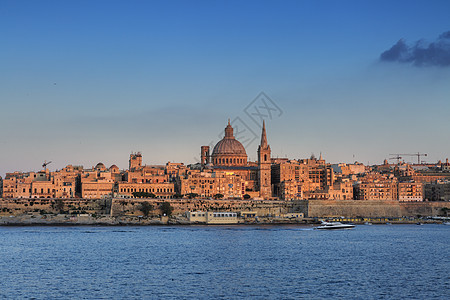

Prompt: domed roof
xmin=95 ymin=162 xmax=105 ymax=170
xmin=109 ymin=164 xmax=119 ymax=170
xmin=212 ymin=121 xmax=247 ymax=157
xmin=212 ymin=138 xmax=247 ymax=156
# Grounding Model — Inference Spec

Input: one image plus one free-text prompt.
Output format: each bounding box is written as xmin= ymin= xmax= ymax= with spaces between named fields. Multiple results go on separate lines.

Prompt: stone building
xmin=178 ymin=169 xmax=246 ymax=199
xmin=271 ymin=155 xmax=338 ymax=200
xmin=129 ymin=152 xmax=143 ymax=171
xmin=354 ymin=174 xmax=398 ymax=200
xmin=116 ymin=182 xmax=175 ymax=199
xmin=424 ymin=180 xmax=450 ymax=201
xmin=80 ymin=166 xmax=115 ymax=199
xmin=196 ymin=120 xmax=273 ymax=199
xmin=398 ymin=181 xmax=424 ymax=201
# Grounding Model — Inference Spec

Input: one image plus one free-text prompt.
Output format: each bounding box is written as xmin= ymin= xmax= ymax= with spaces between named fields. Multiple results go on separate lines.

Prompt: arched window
xmin=264 ymin=154 xmax=267 ymax=161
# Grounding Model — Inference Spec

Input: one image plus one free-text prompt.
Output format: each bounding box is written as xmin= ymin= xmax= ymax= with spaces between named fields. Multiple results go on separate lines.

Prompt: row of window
xmin=214 ymin=158 xmax=245 ymax=164
xmin=213 ymin=213 xmax=237 ymax=218
xmin=120 ymin=187 xmax=173 ymax=193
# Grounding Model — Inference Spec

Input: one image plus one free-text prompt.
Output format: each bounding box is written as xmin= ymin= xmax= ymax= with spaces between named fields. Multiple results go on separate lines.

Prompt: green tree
xmin=187 ymin=193 xmax=198 ymax=199
xmin=214 ymin=193 xmax=224 ymax=199
xmin=132 ymin=192 xmax=156 ymax=198
xmin=54 ymin=199 xmax=65 ymax=213
xmin=243 ymin=194 xmax=251 ymax=200
xmin=160 ymin=202 xmax=174 ymax=216
xmin=139 ymin=202 xmax=154 ymax=217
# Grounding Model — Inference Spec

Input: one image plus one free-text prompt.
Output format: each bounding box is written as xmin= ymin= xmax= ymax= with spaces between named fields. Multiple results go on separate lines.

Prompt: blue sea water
xmin=0 ymin=224 xmax=448 ymax=299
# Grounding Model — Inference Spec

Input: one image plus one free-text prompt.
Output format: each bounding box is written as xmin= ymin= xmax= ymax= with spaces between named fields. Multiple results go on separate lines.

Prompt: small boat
xmin=416 ymin=222 xmax=423 ymax=225
xmin=364 ymin=222 xmax=372 ymax=225
xmin=442 ymin=222 xmax=450 ymax=225
xmin=315 ymin=221 xmax=355 ymax=230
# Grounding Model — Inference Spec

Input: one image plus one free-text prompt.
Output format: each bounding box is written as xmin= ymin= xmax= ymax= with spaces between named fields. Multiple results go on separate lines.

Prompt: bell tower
xmin=129 ymin=152 xmax=142 ymax=171
xmin=201 ymin=146 xmax=210 ymax=167
xmin=257 ymin=121 xmax=271 ymax=199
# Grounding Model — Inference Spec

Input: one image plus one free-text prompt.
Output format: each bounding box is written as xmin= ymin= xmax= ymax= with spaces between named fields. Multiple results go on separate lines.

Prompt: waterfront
xmin=1 ymin=225 xmax=448 ymax=299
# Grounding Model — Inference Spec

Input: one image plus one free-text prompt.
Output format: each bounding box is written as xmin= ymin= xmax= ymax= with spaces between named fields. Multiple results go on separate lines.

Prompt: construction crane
xmin=42 ymin=160 xmax=52 ymax=171
xmin=389 ymin=153 xmax=427 ymax=164
xmin=389 ymin=155 xmax=402 ymax=164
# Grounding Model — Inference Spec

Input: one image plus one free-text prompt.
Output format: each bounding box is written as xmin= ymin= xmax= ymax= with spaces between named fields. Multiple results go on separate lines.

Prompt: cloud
xmin=380 ymin=31 xmax=450 ymax=67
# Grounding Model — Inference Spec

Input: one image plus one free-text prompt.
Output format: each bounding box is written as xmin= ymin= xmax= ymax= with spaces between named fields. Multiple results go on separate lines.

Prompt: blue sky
xmin=1 ymin=0 xmax=450 ymax=176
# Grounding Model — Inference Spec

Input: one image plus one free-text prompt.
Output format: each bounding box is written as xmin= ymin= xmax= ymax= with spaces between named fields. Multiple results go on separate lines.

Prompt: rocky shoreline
xmin=1 ymin=214 xmax=447 ymax=226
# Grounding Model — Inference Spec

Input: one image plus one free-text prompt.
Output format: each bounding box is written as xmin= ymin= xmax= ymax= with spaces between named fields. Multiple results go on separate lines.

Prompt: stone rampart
xmin=293 ymin=200 xmax=450 ymax=218
xmin=110 ymin=198 xmax=288 ymax=217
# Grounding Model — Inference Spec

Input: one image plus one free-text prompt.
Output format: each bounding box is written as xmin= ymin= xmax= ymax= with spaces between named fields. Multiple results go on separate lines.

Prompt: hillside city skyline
xmin=2 ymin=120 xmax=449 ymax=203
xmin=1 ymin=116 xmax=445 ymax=178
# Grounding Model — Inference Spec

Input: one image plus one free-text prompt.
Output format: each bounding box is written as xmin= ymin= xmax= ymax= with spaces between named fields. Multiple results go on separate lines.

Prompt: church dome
xmin=95 ymin=162 xmax=106 ymax=170
xmin=212 ymin=138 xmax=247 ymax=156
xmin=211 ymin=121 xmax=247 ymax=166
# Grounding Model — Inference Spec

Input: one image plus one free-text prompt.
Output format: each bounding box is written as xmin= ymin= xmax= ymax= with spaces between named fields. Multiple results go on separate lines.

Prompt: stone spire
xmin=257 ymin=120 xmax=271 ymax=199
xmin=260 ymin=120 xmax=268 ymax=148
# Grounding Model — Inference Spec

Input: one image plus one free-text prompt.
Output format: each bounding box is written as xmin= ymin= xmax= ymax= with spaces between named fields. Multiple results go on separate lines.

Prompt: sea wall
xmin=0 ymin=198 xmax=110 ymax=215
xmin=2 ymin=197 xmax=448 ymax=219
xmin=110 ymin=198 xmax=288 ymax=217
xmin=293 ymin=200 xmax=450 ymax=218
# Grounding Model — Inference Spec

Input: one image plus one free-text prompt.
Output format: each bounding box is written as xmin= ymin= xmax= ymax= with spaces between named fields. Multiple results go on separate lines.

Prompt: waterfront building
xmin=398 ymin=181 xmax=424 ymax=202
xmin=186 ymin=211 xmax=238 ymax=224
xmin=1 ymin=167 xmax=81 ymax=199
xmin=354 ymin=174 xmax=398 ymax=200
xmin=424 ymin=180 xmax=450 ymax=201
xmin=178 ymin=169 xmax=246 ymax=199
xmin=116 ymin=182 xmax=175 ymax=199
xmin=271 ymin=154 xmax=339 ymax=200
xmin=80 ymin=168 xmax=115 ymax=199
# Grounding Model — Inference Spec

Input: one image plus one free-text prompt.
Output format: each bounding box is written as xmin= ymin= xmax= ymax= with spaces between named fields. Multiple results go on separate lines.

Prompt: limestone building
xmin=197 ymin=120 xmax=273 ymax=199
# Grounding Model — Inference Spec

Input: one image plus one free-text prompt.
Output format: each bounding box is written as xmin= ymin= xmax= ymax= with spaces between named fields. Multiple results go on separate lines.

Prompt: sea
xmin=0 ymin=224 xmax=448 ymax=299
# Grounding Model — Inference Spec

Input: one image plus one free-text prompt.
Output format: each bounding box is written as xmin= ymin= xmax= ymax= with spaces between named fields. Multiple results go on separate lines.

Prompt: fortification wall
xmin=293 ymin=200 xmax=450 ymax=218
xmin=111 ymin=198 xmax=288 ymax=217
xmin=0 ymin=198 xmax=110 ymax=215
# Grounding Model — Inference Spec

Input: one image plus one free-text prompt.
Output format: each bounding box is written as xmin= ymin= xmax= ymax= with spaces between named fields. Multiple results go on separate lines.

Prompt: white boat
xmin=443 ymin=222 xmax=450 ymax=225
xmin=315 ymin=221 xmax=355 ymax=230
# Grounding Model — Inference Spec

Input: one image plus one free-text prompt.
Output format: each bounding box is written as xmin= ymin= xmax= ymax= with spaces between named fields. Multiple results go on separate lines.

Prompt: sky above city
xmin=1 ymin=0 xmax=450 ymax=177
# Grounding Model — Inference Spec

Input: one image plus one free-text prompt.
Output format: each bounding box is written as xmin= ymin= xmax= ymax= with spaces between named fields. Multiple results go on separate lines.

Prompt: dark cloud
xmin=380 ymin=31 xmax=450 ymax=67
